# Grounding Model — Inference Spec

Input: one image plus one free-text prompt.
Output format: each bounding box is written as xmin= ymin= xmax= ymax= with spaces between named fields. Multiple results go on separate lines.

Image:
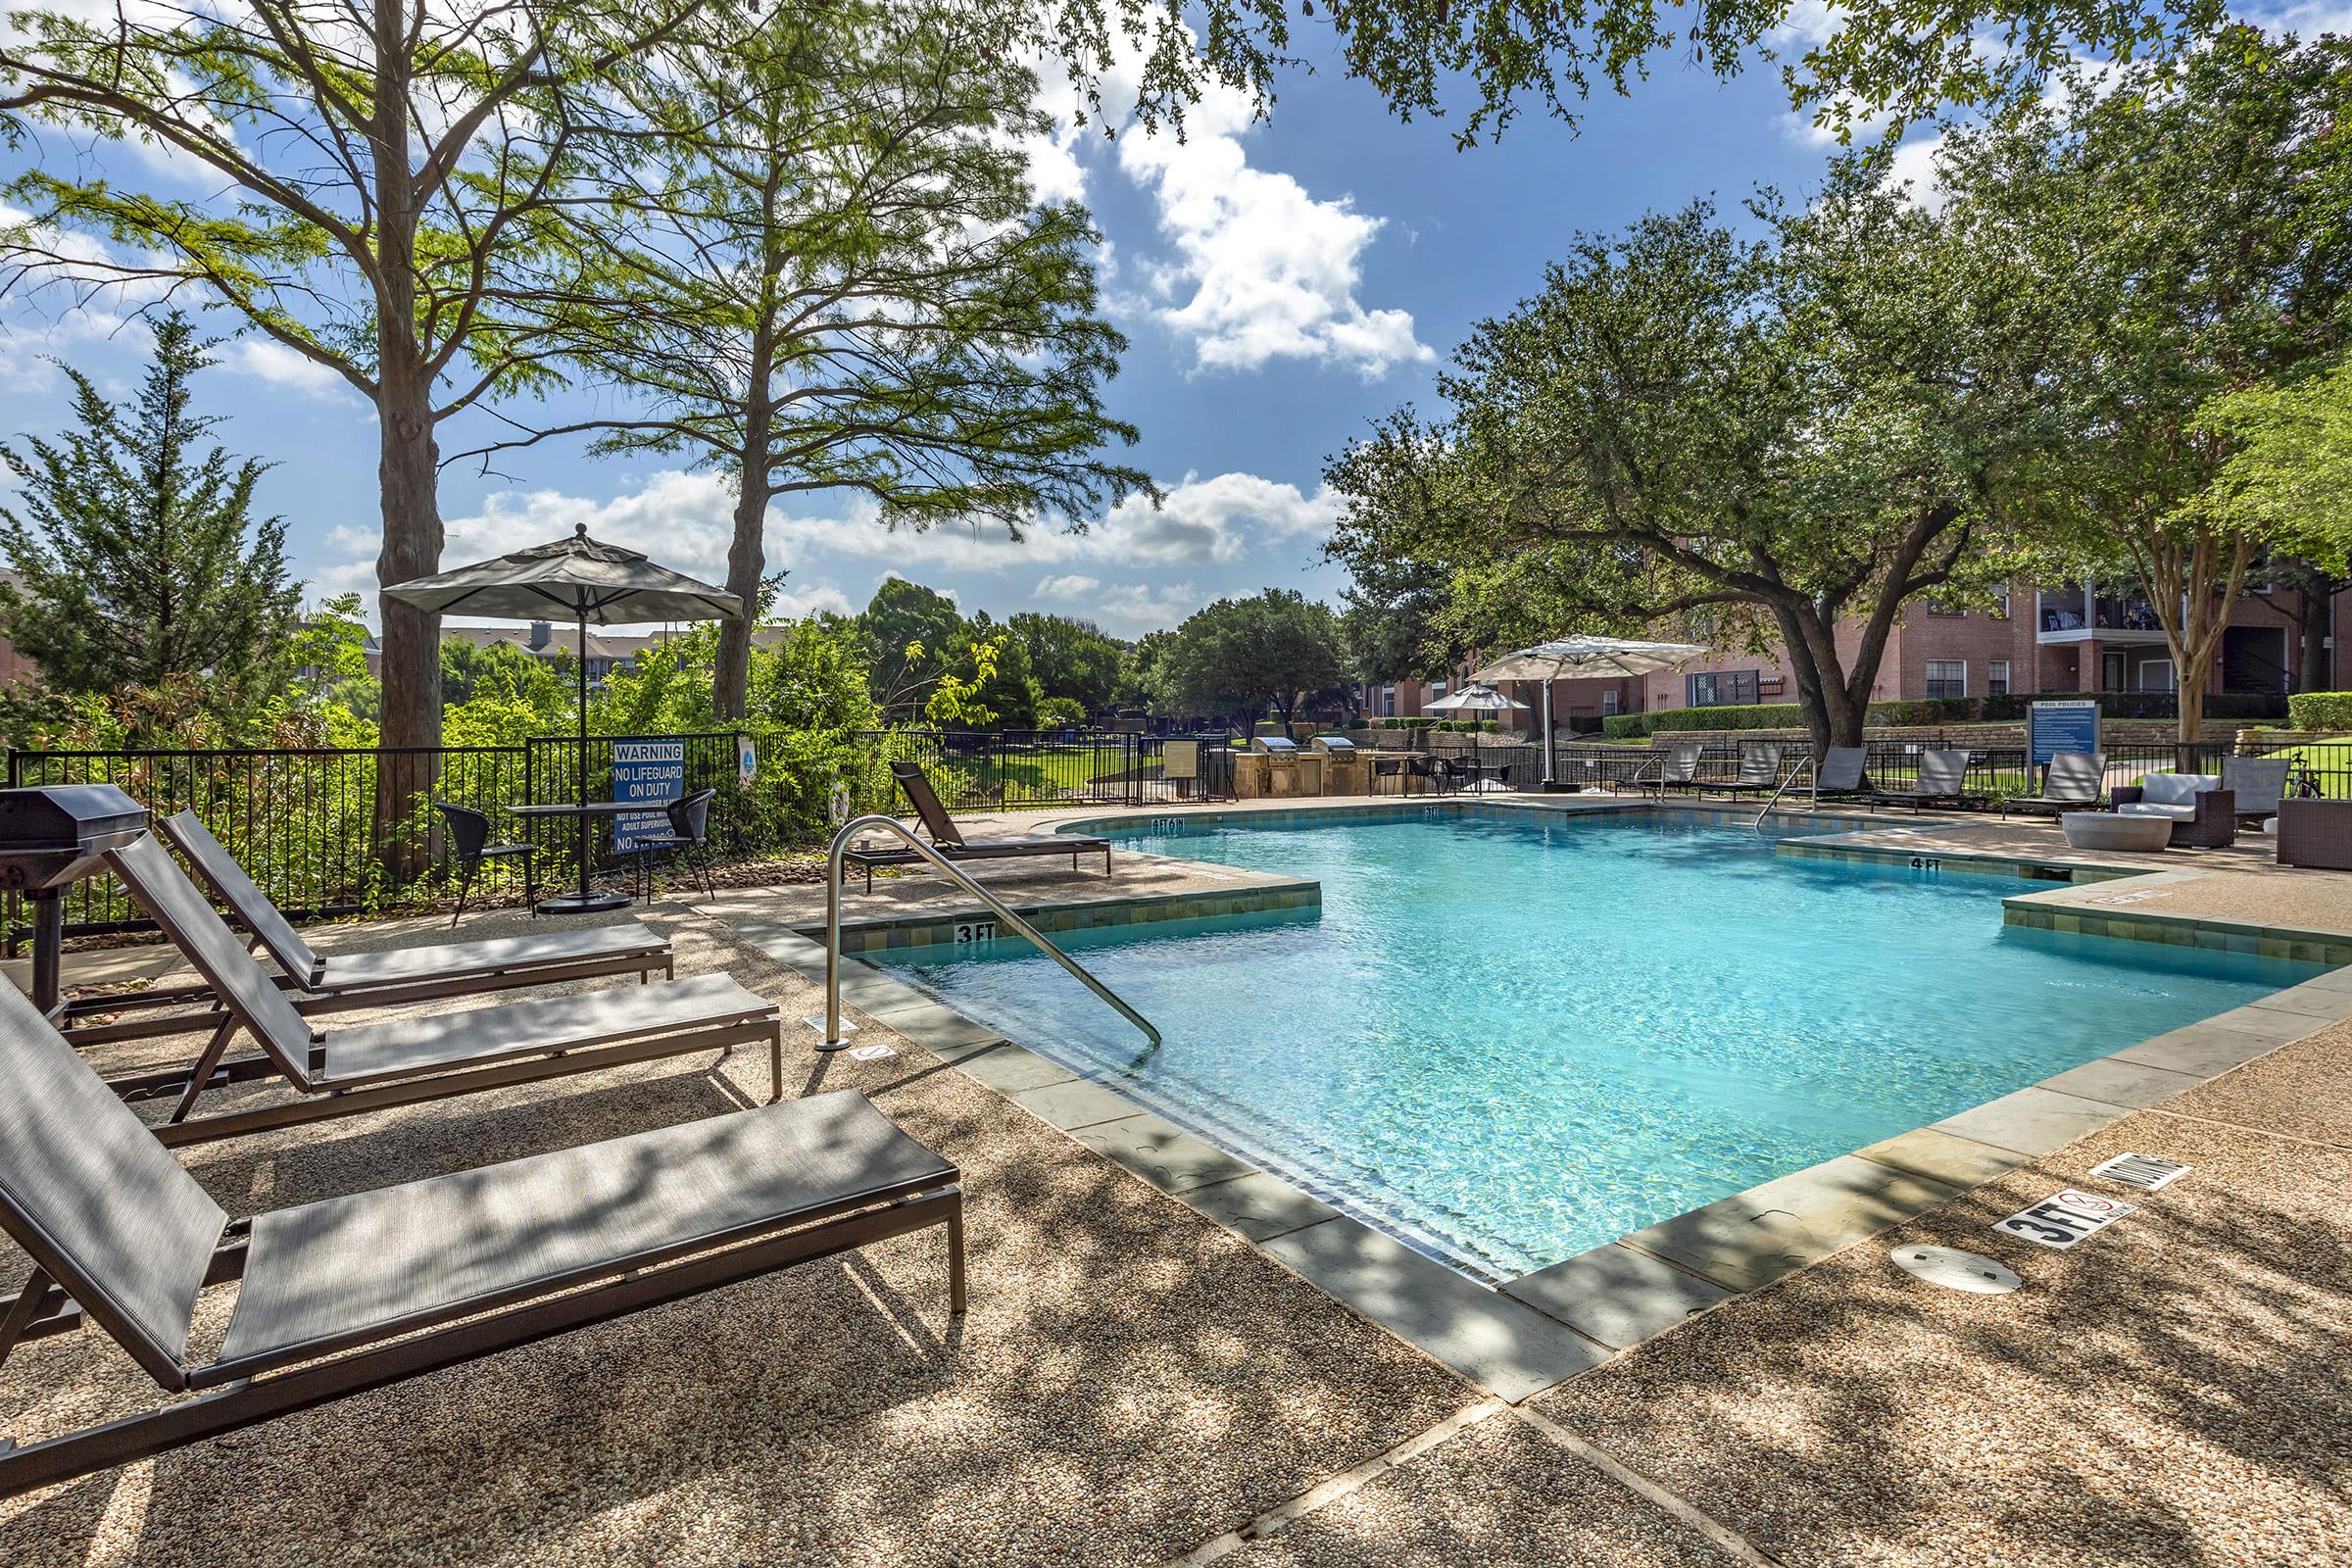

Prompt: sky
xmin=0 ymin=6 xmax=2329 ymax=641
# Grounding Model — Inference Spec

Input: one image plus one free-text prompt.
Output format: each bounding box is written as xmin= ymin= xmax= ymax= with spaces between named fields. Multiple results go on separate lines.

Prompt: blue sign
xmin=612 ymin=740 xmax=685 ymax=852
xmin=2029 ymin=700 xmax=2101 ymax=768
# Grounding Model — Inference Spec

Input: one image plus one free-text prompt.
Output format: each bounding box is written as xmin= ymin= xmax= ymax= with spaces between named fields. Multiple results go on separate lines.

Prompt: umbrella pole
xmin=1542 ymin=681 xmax=1553 ymax=788
xmin=576 ymin=612 xmax=591 ymax=905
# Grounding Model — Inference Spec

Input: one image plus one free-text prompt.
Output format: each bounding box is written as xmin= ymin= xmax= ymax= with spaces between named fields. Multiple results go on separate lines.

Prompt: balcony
xmin=2035 ymin=583 xmax=2169 ymax=645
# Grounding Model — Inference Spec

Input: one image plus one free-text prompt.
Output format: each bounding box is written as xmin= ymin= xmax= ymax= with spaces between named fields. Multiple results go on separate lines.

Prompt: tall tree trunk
xmin=370 ymin=7 xmax=441 ymax=881
xmin=713 ymin=332 xmax=778 ymax=721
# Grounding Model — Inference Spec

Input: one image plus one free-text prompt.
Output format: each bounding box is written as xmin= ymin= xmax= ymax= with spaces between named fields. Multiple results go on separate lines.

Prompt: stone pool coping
xmin=785 ymin=793 xmax=2352 ymax=1405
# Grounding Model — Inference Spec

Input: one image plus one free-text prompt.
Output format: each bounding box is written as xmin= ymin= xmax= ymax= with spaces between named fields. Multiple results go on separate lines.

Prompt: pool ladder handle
xmin=1754 ymin=755 xmax=1818 ymax=833
xmin=811 ymin=813 xmax=1164 ymax=1057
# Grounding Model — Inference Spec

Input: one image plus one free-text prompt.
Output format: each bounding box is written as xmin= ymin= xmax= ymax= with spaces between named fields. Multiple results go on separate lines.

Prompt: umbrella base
xmin=535 ymin=890 xmax=634 ymax=915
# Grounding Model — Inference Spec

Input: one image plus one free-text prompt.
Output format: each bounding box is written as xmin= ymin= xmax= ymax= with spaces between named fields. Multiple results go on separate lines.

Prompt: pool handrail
xmin=814 ymin=813 xmax=1162 ymax=1056
xmin=1755 ymin=754 xmax=1819 ymax=831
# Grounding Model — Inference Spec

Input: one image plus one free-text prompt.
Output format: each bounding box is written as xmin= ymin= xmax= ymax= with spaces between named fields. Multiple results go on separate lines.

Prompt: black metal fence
xmin=842 ymin=730 xmax=1238 ymax=813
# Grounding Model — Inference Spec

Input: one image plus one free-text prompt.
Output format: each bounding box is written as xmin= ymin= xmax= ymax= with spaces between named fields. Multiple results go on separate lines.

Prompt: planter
xmin=2059 ymin=812 xmax=2174 ymax=853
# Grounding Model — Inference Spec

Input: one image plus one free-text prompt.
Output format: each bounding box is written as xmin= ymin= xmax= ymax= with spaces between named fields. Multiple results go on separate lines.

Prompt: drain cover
xmin=847 ymin=1043 xmax=898 ymax=1061
xmin=1889 ymin=1245 xmax=2022 ymax=1295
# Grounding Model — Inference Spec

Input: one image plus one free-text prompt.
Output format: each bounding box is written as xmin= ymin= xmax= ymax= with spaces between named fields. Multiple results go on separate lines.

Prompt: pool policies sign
xmin=2028 ymin=699 xmax=2101 ymax=767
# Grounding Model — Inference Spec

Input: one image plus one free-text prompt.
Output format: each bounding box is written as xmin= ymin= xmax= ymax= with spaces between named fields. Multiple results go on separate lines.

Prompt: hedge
xmin=1600 ymin=697 xmax=1980 ymax=739
xmin=2288 ymin=691 xmax=2352 ymax=729
xmin=1982 ymin=690 xmax=2288 ymax=721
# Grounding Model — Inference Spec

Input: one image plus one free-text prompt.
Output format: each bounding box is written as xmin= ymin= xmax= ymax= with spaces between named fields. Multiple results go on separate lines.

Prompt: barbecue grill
xmin=1306 ymin=735 xmax=1356 ymax=758
xmin=1251 ymin=735 xmax=1299 ymax=756
xmin=1308 ymin=734 xmax=1367 ymax=795
xmin=0 ymin=784 xmax=147 ymax=1013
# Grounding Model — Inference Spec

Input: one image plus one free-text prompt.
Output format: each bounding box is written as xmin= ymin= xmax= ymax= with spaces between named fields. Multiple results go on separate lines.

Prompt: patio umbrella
xmin=384 ymin=523 xmax=743 ymax=910
xmin=1425 ymin=682 xmax=1530 ymax=790
xmin=1471 ymin=636 xmax=1708 ymax=786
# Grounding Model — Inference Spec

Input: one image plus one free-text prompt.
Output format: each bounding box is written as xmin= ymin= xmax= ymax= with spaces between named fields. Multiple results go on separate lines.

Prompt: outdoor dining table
xmin=511 ymin=800 xmax=646 ymax=914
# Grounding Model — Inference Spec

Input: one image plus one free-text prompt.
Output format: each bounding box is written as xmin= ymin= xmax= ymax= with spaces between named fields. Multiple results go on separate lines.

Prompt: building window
xmin=1686 ymin=669 xmax=1761 ymax=707
xmin=1602 ymin=690 xmax=1620 ymax=715
xmin=1925 ymin=660 xmax=1968 ymax=699
xmin=1991 ymin=586 xmax=2011 ymax=619
xmin=1987 ymin=660 xmax=2011 ymax=698
xmin=2138 ymin=658 xmax=2176 ymax=694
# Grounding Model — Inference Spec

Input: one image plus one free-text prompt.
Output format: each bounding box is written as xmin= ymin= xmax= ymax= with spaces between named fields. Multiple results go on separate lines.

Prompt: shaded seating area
xmin=104 ymin=833 xmax=781 ymax=1142
xmin=0 ymin=979 xmax=960 ymax=1500
xmin=54 ymin=810 xmax=675 ymax=1050
xmin=434 ymin=799 xmax=535 ymax=926
xmin=623 ymin=786 xmax=720 ymax=900
xmin=842 ymin=762 xmax=1112 ymax=894
xmin=2000 ymin=751 xmax=2108 ymax=819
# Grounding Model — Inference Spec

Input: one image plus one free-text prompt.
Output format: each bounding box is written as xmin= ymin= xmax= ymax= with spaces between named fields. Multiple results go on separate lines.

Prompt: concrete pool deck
xmin=7 ymin=797 xmax=2349 ymax=1563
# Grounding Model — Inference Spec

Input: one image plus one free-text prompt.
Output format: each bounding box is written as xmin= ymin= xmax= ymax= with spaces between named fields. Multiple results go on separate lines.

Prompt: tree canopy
xmin=0 ymin=313 xmax=300 ymax=736
xmin=1154 ymin=589 xmax=1348 ymax=735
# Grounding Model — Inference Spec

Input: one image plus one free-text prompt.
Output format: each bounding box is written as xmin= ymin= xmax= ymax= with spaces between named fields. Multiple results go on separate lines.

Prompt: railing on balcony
xmin=2037 ymin=586 xmax=2164 ymax=635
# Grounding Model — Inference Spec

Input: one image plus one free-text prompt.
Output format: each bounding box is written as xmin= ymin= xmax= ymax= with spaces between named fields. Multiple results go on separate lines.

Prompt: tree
xmin=859 ymin=577 xmax=966 ymax=721
xmin=956 ymin=618 xmax=1039 ymax=731
xmin=1940 ymin=33 xmax=2352 ymax=738
xmin=2196 ymin=359 xmax=2352 ymax=694
xmin=442 ymin=640 xmax=567 ymax=711
xmin=0 ymin=0 xmax=752 ymax=801
xmin=0 ymin=315 xmax=300 ymax=719
xmin=1008 ymin=612 xmax=1126 ymax=715
xmin=1155 ymin=590 xmax=1348 ymax=736
xmin=1328 ymin=172 xmax=2056 ymax=750
xmin=474 ymin=1 xmax=1149 ymax=719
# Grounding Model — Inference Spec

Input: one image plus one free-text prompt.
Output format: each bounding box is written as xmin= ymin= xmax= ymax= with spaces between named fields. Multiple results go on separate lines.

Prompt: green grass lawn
xmin=2247 ymin=737 xmax=2352 ymax=799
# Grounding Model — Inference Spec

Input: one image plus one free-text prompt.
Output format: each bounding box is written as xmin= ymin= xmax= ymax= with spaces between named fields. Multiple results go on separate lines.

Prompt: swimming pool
xmin=866 ymin=809 xmax=2316 ymax=1278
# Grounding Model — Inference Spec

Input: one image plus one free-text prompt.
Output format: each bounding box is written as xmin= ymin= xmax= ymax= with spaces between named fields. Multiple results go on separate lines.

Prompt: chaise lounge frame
xmin=97 ymin=834 xmax=781 ymax=1145
xmin=56 ymin=811 xmax=674 ymax=1049
xmin=0 ymin=979 xmax=962 ymax=1499
xmin=842 ymin=762 xmax=1112 ymax=894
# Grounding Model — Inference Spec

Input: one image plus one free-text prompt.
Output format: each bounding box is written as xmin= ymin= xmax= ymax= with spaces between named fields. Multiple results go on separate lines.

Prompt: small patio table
xmin=511 ymin=800 xmax=643 ymax=913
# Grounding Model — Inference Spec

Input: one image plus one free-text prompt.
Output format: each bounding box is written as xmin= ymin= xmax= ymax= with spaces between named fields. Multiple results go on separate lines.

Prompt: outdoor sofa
xmin=842 ymin=762 xmax=1112 ymax=893
xmin=0 ymin=976 xmax=961 ymax=1499
xmin=2114 ymin=775 xmax=2236 ymax=849
xmin=2220 ymin=756 xmax=2292 ymax=825
xmin=102 ymin=833 xmax=782 ymax=1144
xmin=56 ymin=809 xmax=675 ymax=1051
xmin=2276 ymin=796 xmax=2352 ymax=869
xmin=2001 ymin=751 xmax=2108 ymax=819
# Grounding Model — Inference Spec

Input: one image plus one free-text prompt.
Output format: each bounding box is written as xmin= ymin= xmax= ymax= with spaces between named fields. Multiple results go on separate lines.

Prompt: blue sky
xmin=0 ymin=25 xmax=1994 ymax=637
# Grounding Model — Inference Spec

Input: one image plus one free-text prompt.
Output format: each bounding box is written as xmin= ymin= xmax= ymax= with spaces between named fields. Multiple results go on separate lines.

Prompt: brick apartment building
xmin=1366 ymin=577 xmax=2351 ymax=730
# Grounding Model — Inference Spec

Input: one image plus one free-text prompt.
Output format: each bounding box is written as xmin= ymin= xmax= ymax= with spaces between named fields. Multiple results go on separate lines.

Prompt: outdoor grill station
xmin=0 ymin=783 xmax=147 ymax=1015
xmin=1233 ymin=734 xmax=1323 ymax=798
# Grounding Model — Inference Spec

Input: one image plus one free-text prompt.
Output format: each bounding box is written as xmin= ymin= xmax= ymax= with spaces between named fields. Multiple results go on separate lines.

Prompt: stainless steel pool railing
xmin=813 ymin=814 xmax=1162 ymax=1054
xmin=1754 ymin=755 xmax=1818 ymax=831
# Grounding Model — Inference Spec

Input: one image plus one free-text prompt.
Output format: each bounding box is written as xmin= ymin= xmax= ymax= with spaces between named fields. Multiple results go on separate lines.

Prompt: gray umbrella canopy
xmin=381 ymin=523 xmax=744 ymax=624
xmin=1426 ymin=683 xmax=1530 ymax=714
xmin=1470 ymin=635 xmax=1708 ymax=784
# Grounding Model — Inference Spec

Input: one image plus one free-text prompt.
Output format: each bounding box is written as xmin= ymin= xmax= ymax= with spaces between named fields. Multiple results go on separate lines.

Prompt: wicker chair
xmin=2276 ymin=797 xmax=2352 ymax=870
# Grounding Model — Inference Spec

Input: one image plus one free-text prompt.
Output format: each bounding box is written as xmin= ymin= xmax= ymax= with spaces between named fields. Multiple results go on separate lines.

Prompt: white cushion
xmin=2117 ymin=802 xmax=2194 ymax=820
xmin=2138 ymin=773 xmax=2217 ymax=807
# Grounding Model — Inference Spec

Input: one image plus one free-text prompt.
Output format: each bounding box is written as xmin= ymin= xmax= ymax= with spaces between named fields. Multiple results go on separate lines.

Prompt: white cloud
xmin=1023 ymin=46 xmax=1428 ymax=378
xmin=1094 ymin=581 xmax=1203 ymax=632
xmin=770 ymin=580 xmax=853 ymax=617
xmin=223 ymin=337 xmax=357 ymax=399
xmin=1036 ymin=573 xmax=1101 ymax=598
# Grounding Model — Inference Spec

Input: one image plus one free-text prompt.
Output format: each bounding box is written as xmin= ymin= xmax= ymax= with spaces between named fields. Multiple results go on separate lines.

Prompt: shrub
xmin=1035 ymin=695 xmax=1086 ymax=727
xmin=1981 ymin=690 xmax=2287 ymax=722
xmin=2288 ymin=691 xmax=2352 ymax=729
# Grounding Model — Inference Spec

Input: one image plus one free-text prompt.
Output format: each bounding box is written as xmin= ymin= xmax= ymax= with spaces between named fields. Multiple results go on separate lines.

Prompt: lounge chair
xmin=101 ymin=833 xmax=782 ymax=1144
xmin=1872 ymin=749 xmax=1980 ymax=812
xmin=1702 ymin=743 xmax=1784 ymax=798
xmin=1629 ymin=740 xmax=1706 ymax=797
xmin=2114 ymin=775 xmax=2236 ymax=849
xmin=61 ymin=810 xmax=674 ymax=1049
xmin=1812 ymin=746 xmax=1877 ymax=807
xmin=842 ymin=762 xmax=1112 ymax=893
xmin=0 ymin=977 xmax=960 ymax=1499
xmin=2000 ymin=751 xmax=2108 ymax=819
xmin=2221 ymin=756 xmax=2291 ymax=825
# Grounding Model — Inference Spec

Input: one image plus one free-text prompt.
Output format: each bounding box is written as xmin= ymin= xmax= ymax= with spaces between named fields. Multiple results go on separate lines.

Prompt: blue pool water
xmin=869 ymin=811 xmax=2316 ymax=1277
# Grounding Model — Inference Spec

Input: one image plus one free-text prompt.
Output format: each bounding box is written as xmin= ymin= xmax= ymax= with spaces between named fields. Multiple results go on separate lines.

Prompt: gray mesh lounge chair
xmin=0 ymin=977 xmax=960 ymax=1499
xmin=2000 ymin=751 xmax=2108 ymax=819
xmin=2221 ymin=756 xmax=2291 ymax=824
xmin=102 ymin=834 xmax=781 ymax=1144
xmin=842 ymin=762 xmax=1111 ymax=894
xmin=63 ymin=811 xmax=673 ymax=1049
xmin=1629 ymin=740 xmax=1706 ymax=797
xmin=1703 ymin=743 xmax=1784 ymax=798
xmin=1873 ymin=749 xmax=1980 ymax=812
xmin=1813 ymin=747 xmax=1876 ymax=806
